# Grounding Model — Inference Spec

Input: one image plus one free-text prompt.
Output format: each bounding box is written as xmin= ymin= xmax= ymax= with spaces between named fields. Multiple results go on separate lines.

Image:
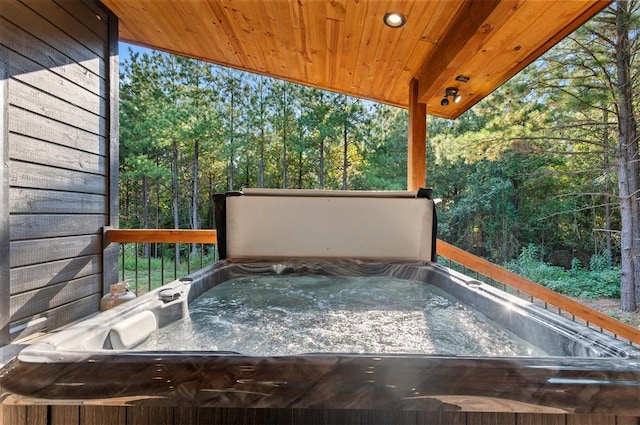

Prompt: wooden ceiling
xmin=104 ymin=0 xmax=610 ymax=119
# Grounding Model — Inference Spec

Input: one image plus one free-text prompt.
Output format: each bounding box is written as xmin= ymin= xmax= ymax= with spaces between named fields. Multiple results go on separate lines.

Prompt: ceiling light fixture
xmin=383 ymin=12 xmax=406 ymax=28
xmin=441 ymin=87 xmax=462 ymax=106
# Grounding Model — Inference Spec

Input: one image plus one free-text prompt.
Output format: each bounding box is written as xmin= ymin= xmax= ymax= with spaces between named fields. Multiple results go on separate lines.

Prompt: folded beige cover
xmin=226 ymin=191 xmax=433 ymax=260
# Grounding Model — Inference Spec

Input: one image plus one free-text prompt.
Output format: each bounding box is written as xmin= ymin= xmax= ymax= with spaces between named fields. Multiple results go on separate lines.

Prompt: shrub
xmin=506 ymin=246 xmax=620 ymax=299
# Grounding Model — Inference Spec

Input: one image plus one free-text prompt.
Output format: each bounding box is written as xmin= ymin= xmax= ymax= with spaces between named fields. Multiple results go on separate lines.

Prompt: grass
xmin=118 ymin=244 xmax=218 ymax=294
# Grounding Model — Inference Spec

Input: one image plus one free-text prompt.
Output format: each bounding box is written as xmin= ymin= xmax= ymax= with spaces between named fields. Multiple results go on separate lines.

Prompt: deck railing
xmin=437 ymin=239 xmax=640 ymax=347
xmin=103 ymin=229 xmax=640 ymax=347
xmin=105 ymin=229 xmax=218 ymax=294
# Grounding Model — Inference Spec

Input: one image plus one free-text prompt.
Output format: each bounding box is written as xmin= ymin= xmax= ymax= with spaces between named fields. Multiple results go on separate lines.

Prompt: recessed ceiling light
xmin=383 ymin=12 xmax=406 ymax=28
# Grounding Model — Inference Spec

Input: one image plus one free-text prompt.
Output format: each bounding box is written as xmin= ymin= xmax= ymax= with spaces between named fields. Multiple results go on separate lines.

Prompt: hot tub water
xmin=134 ymin=275 xmax=547 ymax=356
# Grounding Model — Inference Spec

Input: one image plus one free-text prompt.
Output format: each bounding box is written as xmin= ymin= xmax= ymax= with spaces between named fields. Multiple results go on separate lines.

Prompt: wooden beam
xmin=416 ymin=0 xmax=501 ymax=104
xmin=437 ymin=239 xmax=640 ymax=346
xmin=105 ymin=229 xmax=218 ymax=244
xmin=407 ymin=78 xmax=426 ymax=191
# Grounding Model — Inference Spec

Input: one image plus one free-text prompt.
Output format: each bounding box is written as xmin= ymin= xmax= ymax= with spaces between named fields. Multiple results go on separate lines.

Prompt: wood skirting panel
xmin=0 ymin=406 xmax=638 ymax=425
xmin=1 ymin=0 xmax=116 ymax=341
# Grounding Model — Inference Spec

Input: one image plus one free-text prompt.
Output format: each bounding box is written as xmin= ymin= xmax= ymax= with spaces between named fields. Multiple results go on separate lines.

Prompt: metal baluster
xmin=161 ymin=244 xmax=165 ymax=285
xmin=134 ymin=242 xmax=139 ymax=295
xmin=148 ymin=246 xmax=152 ymax=292
xmin=121 ymin=243 xmax=126 ymax=282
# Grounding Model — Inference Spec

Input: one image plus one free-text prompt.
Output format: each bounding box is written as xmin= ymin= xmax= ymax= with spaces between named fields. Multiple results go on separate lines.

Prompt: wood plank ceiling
xmin=103 ymin=0 xmax=610 ymax=119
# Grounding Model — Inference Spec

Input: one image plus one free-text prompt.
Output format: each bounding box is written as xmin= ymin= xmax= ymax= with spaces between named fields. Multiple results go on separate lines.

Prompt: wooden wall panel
xmin=0 ymin=45 xmax=104 ymax=117
xmin=80 ymin=406 xmax=126 ymax=425
xmin=9 ymin=80 xmax=106 ymax=134
xmin=566 ymin=415 xmax=616 ymax=425
xmin=10 ymin=133 xmax=106 ymax=175
xmin=54 ymin=0 xmax=110 ymax=42
xmin=10 ymin=235 xmax=102 ymax=268
xmin=126 ymin=407 xmax=174 ymax=425
xmin=10 ymin=254 xmax=102 ymax=294
xmin=0 ymin=406 xmax=47 ymax=425
xmin=9 ymin=110 xmax=106 ymax=156
xmin=10 ymin=214 xmax=108 ymax=240
xmin=10 ymin=189 xmax=106 ymax=214
xmin=173 ymin=407 xmax=198 ymax=425
xmin=10 ymin=293 xmax=102 ymax=341
xmin=417 ymin=411 xmax=467 ymax=424
xmin=1 ymin=0 xmax=114 ymax=341
xmin=0 ymin=17 xmax=105 ymax=97
xmin=10 ymin=162 xmax=106 ymax=194
xmin=1 ymin=29 xmax=10 ymax=345
xmin=20 ymin=0 xmax=108 ymax=59
xmin=467 ymin=412 xmax=516 ymax=425
xmin=618 ymin=417 xmax=640 ymax=425
xmin=516 ymin=413 xmax=566 ymax=425
xmin=1 ymin=1 xmax=105 ymax=77
xmin=50 ymin=406 xmax=80 ymax=425
xmin=10 ymin=275 xmax=102 ymax=321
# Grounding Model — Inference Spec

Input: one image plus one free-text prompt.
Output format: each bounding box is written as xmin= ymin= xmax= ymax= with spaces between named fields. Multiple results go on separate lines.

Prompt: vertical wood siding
xmin=0 ymin=34 xmax=10 ymax=346
xmin=1 ymin=406 xmax=639 ymax=425
xmin=0 ymin=0 xmax=115 ymax=340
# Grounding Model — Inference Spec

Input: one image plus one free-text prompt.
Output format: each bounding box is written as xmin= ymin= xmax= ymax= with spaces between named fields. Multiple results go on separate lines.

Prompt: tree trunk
xmin=228 ymin=89 xmax=235 ymax=191
xmin=615 ymin=0 xmax=637 ymax=311
xmin=282 ymin=87 xmax=288 ymax=189
xmin=207 ymin=173 xmax=215 ymax=229
xmin=298 ymin=151 xmax=303 ymax=189
xmin=172 ymin=140 xmax=180 ymax=267
xmin=343 ymin=113 xmax=348 ymax=190
xmin=259 ymin=81 xmax=265 ymax=188
xmin=603 ymin=108 xmax=613 ymax=266
xmin=142 ymin=175 xmax=150 ymax=258
xmin=191 ymin=139 xmax=200 ymax=255
xmin=319 ymin=138 xmax=324 ymax=189
xmin=244 ymin=154 xmax=250 ymax=187
xmin=155 ymin=154 xmax=160 ymax=258
xmin=123 ymin=178 xmax=129 ymax=225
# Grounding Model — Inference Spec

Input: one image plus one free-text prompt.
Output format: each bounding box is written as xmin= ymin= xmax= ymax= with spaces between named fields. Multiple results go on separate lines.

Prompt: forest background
xmin=119 ymin=2 xmax=640 ymax=314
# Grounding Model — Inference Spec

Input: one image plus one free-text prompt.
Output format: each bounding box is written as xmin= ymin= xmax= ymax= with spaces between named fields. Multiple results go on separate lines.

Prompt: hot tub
xmin=2 ymin=190 xmax=640 ymax=413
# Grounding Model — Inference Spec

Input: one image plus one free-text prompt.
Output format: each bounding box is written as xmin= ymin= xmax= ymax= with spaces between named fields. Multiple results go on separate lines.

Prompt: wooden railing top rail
xmin=437 ymin=239 xmax=640 ymax=346
xmin=105 ymin=229 xmax=218 ymax=244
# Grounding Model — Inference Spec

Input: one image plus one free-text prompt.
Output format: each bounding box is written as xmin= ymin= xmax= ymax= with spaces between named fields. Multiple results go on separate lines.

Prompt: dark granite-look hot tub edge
xmin=2 ymin=258 xmax=640 ymax=414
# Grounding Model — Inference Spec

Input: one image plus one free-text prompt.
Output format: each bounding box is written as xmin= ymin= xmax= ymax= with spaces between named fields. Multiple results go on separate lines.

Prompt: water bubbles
xmin=134 ymin=275 xmax=545 ymax=357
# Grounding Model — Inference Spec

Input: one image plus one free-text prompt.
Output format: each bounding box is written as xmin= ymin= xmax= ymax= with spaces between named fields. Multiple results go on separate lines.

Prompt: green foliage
xmin=590 ymin=251 xmax=612 ymax=272
xmin=507 ymin=245 xmax=620 ymax=299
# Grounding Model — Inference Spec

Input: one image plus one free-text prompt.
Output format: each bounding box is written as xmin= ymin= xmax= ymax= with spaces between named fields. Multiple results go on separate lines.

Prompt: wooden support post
xmin=407 ymin=78 xmax=426 ymax=192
